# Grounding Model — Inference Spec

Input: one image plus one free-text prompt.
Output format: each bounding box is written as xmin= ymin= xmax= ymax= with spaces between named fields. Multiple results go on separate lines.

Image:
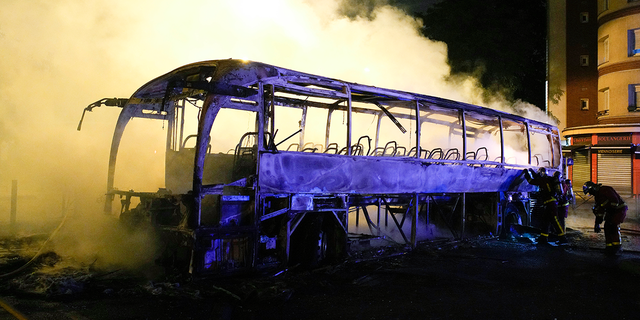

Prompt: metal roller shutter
xmin=597 ymin=153 xmax=632 ymax=195
xmin=572 ymin=150 xmax=590 ymax=192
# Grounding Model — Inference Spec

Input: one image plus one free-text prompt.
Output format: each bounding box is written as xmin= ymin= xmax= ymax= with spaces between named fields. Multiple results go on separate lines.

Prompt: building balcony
xmin=597 ymin=110 xmax=640 ymax=124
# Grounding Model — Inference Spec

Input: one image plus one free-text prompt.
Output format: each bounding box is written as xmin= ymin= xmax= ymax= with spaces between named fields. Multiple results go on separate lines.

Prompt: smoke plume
xmin=0 ymin=0 xmax=552 ymax=269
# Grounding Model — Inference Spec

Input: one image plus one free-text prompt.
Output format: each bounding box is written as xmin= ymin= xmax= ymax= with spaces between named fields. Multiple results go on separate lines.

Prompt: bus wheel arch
xmin=501 ymin=202 xmax=528 ymax=238
xmin=289 ymin=212 xmax=347 ymax=268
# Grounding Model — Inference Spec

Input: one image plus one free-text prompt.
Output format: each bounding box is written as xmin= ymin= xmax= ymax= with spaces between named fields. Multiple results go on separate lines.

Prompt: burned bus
xmin=80 ymin=59 xmax=561 ymax=276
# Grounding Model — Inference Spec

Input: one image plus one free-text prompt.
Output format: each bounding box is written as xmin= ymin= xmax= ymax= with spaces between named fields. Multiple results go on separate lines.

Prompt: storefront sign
xmin=572 ymin=135 xmax=592 ymax=145
xmin=596 ymin=134 xmax=632 ymax=145
xmin=594 ymin=149 xmax=631 ymax=154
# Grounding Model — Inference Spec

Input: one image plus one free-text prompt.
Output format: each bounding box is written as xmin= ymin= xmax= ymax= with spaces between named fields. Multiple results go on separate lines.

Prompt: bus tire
xmin=321 ymin=213 xmax=347 ymax=264
xmin=290 ymin=213 xmax=346 ymax=268
xmin=501 ymin=203 xmax=525 ymax=238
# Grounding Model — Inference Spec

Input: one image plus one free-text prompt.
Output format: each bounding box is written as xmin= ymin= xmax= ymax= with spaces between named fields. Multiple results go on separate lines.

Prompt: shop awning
xmin=562 ymin=145 xmax=589 ymax=152
xmin=590 ymin=144 xmax=634 ymax=150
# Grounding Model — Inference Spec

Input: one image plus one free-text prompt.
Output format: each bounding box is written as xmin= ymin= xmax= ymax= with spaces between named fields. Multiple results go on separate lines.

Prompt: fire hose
xmin=0 ymin=297 xmax=29 ymax=320
xmin=0 ymin=209 xmax=72 ymax=319
xmin=0 ymin=207 xmax=70 ymax=279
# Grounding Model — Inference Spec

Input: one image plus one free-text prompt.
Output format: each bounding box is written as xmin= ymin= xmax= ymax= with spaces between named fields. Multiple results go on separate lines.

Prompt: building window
xmin=630 ymin=84 xmax=640 ymax=111
xmin=629 ymin=29 xmax=640 ymax=56
xmin=599 ymin=36 xmax=609 ymax=65
xmin=600 ymin=0 xmax=609 ymax=13
xmin=581 ymin=98 xmax=589 ymax=110
xmin=600 ymin=88 xmax=610 ymax=111
xmin=580 ymin=12 xmax=589 ymax=23
xmin=580 ymin=55 xmax=589 ymax=66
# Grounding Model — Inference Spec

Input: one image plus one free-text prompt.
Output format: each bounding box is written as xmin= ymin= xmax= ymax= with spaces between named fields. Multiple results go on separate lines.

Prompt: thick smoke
xmin=0 ymin=0 xmax=553 ymax=269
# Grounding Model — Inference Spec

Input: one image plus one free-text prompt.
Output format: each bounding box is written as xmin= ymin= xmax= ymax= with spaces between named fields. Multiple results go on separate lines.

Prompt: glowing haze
xmin=0 ymin=0 xmax=551 ymax=267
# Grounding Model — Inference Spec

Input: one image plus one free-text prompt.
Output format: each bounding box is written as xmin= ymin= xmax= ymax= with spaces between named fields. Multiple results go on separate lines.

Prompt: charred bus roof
xmin=111 ymin=59 xmax=555 ymax=133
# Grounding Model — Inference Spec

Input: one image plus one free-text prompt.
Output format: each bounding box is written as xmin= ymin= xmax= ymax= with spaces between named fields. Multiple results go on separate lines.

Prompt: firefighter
xmin=523 ymin=168 xmax=568 ymax=245
xmin=553 ymin=171 xmax=573 ymax=235
xmin=583 ymin=181 xmax=627 ymax=256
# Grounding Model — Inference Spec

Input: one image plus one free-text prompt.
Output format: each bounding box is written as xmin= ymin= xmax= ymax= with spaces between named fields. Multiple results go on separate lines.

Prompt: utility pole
xmin=10 ymin=180 xmax=17 ymax=234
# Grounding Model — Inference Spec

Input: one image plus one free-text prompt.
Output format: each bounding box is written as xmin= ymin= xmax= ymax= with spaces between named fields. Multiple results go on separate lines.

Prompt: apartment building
xmin=550 ymin=0 xmax=640 ymax=195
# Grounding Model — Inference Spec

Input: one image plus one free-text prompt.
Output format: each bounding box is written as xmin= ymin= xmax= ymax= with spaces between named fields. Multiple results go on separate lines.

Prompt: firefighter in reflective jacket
xmin=553 ymin=171 xmax=573 ymax=234
xmin=583 ymin=181 xmax=627 ymax=255
xmin=523 ymin=168 xmax=568 ymax=244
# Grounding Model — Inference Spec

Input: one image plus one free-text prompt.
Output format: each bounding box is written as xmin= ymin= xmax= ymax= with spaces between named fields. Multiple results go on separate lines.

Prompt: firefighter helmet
xmin=583 ymin=181 xmax=597 ymax=195
xmin=537 ymin=167 xmax=547 ymax=177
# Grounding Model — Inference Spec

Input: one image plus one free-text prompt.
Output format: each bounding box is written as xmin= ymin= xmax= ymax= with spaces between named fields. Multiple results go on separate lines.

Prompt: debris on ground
xmin=1 ymin=215 xmax=640 ymax=319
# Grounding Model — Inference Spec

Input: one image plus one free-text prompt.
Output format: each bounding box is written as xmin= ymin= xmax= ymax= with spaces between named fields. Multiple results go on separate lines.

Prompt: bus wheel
xmin=290 ymin=213 xmax=346 ymax=268
xmin=320 ymin=213 xmax=347 ymax=264
xmin=289 ymin=214 xmax=323 ymax=268
xmin=501 ymin=203 xmax=524 ymax=238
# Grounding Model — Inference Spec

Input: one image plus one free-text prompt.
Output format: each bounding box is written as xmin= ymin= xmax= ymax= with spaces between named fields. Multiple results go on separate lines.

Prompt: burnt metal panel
xmin=258 ymin=152 xmax=535 ymax=194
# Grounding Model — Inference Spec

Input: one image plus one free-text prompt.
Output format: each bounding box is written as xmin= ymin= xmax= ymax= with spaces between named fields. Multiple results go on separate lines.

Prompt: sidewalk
xmin=569 ymin=193 xmax=640 ymax=227
xmin=566 ymin=194 xmax=640 ymax=252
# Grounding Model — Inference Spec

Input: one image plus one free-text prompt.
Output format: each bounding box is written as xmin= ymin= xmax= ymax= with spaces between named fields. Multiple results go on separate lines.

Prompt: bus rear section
xmin=81 ymin=59 xmax=562 ymax=276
